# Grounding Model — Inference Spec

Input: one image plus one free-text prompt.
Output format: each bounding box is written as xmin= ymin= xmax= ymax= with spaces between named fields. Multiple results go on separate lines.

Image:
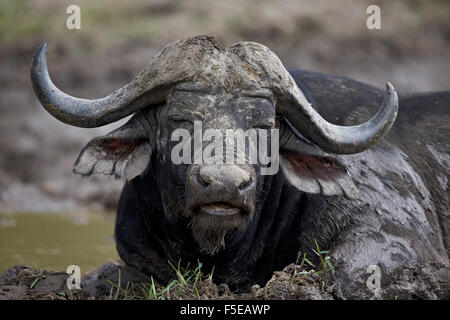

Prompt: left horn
xmin=279 ymin=81 xmax=398 ymax=154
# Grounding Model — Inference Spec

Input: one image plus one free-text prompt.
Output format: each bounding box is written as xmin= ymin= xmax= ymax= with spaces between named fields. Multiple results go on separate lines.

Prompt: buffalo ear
xmin=280 ymin=151 xmax=359 ymax=199
xmin=73 ymin=116 xmax=152 ymax=181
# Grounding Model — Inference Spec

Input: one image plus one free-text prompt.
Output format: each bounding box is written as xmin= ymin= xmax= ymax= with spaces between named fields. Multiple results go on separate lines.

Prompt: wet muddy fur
xmin=114 ymin=70 xmax=449 ymax=297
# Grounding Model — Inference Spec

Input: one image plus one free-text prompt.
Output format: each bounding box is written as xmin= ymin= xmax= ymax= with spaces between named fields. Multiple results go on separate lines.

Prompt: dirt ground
xmin=1 ymin=261 xmax=446 ymax=300
xmin=0 ymin=263 xmax=344 ymax=300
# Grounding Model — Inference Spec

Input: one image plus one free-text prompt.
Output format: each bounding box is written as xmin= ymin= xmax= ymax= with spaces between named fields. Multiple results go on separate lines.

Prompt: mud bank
xmin=0 ymin=262 xmax=447 ymax=300
xmin=0 ymin=263 xmax=340 ymax=300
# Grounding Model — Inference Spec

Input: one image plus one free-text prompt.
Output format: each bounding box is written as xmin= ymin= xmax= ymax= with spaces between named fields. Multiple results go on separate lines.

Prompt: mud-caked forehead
xmin=229 ymin=41 xmax=297 ymax=94
xmin=139 ymin=35 xmax=293 ymax=94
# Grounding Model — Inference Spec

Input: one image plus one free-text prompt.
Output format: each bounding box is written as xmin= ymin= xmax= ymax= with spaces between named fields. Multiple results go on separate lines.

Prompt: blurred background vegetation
xmin=0 ymin=0 xmax=449 ymax=213
xmin=1 ymin=0 xmax=449 ymax=88
xmin=1 ymin=0 xmax=449 ymax=212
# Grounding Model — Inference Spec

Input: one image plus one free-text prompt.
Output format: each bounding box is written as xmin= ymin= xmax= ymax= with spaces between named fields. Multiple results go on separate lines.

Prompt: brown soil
xmin=0 ymin=263 xmax=340 ymax=300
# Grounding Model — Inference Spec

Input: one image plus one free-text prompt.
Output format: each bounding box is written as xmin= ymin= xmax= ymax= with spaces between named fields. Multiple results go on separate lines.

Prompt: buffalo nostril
xmin=195 ymin=174 xmax=210 ymax=188
xmin=239 ymin=177 xmax=254 ymax=191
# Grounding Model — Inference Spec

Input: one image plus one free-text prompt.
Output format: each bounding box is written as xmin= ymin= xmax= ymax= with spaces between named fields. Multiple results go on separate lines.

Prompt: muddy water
xmin=0 ymin=212 xmax=119 ymax=274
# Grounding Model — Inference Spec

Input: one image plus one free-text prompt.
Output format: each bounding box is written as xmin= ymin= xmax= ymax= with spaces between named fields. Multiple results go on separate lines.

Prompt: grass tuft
xmin=107 ymin=259 xmax=215 ymax=300
xmin=294 ymin=239 xmax=335 ymax=279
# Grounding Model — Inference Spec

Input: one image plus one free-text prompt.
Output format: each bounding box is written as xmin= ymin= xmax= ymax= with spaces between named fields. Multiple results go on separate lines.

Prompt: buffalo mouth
xmin=199 ymin=202 xmax=245 ymax=216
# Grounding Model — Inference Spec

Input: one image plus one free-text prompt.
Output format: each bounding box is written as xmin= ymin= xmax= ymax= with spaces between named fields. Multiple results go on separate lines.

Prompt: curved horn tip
xmin=31 ymin=43 xmax=48 ymax=73
xmin=386 ymin=81 xmax=396 ymax=94
xmin=35 ymin=43 xmax=47 ymax=59
xmin=385 ymin=82 xmax=399 ymax=111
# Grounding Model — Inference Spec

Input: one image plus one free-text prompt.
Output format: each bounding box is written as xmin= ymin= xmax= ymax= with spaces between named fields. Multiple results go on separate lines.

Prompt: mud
xmin=0 ymin=263 xmax=339 ymax=300
xmin=1 ymin=261 xmax=446 ymax=300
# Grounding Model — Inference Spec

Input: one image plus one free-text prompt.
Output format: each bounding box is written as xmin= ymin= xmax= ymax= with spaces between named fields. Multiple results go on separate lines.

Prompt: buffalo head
xmin=30 ymin=35 xmax=398 ymax=254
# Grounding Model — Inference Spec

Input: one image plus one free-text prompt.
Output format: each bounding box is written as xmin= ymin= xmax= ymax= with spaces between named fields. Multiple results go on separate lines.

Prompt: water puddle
xmin=0 ymin=211 xmax=119 ymax=275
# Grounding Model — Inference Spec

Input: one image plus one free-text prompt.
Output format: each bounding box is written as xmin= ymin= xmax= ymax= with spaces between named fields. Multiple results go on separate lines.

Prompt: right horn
xmin=279 ymin=81 xmax=398 ymax=154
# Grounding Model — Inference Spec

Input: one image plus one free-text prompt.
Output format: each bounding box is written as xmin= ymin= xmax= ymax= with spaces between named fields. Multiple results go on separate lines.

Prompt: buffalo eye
xmin=252 ymin=121 xmax=275 ymax=129
xmin=168 ymin=115 xmax=193 ymax=127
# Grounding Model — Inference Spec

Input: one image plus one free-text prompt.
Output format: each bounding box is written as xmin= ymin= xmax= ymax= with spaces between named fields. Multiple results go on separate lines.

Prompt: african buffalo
xmin=30 ymin=35 xmax=449 ymax=298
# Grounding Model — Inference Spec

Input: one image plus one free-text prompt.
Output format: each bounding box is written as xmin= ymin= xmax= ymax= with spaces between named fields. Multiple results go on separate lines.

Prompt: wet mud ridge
xmin=0 ymin=263 xmax=340 ymax=300
xmin=1 ymin=262 xmax=447 ymax=300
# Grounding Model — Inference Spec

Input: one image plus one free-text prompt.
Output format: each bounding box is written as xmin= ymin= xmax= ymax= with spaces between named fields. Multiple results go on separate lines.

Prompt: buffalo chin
xmin=189 ymin=205 xmax=248 ymax=255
